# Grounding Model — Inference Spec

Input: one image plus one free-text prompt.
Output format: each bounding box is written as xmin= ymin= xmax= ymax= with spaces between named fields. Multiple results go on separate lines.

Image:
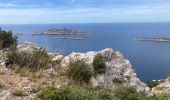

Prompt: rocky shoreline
xmin=0 ymin=42 xmax=170 ymax=99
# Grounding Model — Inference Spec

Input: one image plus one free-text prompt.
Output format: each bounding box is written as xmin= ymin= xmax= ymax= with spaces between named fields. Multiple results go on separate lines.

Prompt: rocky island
xmin=32 ymin=28 xmax=94 ymax=35
xmin=137 ymin=38 xmax=170 ymax=42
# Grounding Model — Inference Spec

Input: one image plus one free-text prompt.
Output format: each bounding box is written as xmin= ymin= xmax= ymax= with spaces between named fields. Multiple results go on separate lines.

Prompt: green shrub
xmin=7 ymin=49 xmax=50 ymax=71
xmin=0 ymin=28 xmax=17 ymax=49
xmin=39 ymin=86 xmax=99 ymax=100
xmin=38 ymin=85 xmax=170 ymax=100
xmin=147 ymin=80 xmax=161 ymax=89
xmin=98 ymin=89 xmax=115 ymax=100
xmin=93 ymin=54 xmax=106 ymax=75
xmin=113 ymin=77 xmax=124 ymax=84
xmin=32 ymin=49 xmax=50 ymax=70
xmin=66 ymin=59 xmax=93 ymax=83
xmin=12 ymin=89 xmax=25 ymax=96
xmin=114 ymin=85 xmax=147 ymax=100
xmin=147 ymin=93 xmax=170 ymax=100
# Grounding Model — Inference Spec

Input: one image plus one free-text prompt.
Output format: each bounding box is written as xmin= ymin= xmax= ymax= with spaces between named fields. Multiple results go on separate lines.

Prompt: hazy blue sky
xmin=1 ymin=0 xmax=170 ymax=24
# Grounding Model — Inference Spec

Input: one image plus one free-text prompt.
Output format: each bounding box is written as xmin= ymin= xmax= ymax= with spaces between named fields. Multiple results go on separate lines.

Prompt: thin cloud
xmin=0 ymin=2 xmax=18 ymax=7
xmin=70 ymin=0 xmax=78 ymax=4
xmin=125 ymin=9 xmax=154 ymax=14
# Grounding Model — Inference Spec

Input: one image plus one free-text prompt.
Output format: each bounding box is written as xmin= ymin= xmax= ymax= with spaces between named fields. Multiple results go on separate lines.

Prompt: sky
xmin=1 ymin=0 xmax=170 ymax=24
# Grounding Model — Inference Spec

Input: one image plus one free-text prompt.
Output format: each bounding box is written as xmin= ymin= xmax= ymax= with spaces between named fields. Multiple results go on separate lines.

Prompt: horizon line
xmin=1 ymin=22 xmax=170 ymax=25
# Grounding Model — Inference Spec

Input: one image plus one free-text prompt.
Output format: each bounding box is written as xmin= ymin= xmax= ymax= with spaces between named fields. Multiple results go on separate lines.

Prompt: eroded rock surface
xmin=17 ymin=42 xmax=39 ymax=53
xmin=61 ymin=48 xmax=149 ymax=92
xmin=152 ymin=77 xmax=170 ymax=94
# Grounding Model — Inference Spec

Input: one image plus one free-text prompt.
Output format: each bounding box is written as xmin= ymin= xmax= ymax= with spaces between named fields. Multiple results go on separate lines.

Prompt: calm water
xmin=1 ymin=23 xmax=170 ymax=82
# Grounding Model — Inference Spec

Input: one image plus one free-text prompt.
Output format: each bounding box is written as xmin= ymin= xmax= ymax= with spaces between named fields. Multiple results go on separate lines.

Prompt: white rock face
xmin=152 ymin=77 xmax=170 ymax=94
xmin=0 ymin=88 xmax=11 ymax=100
xmin=51 ymin=54 xmax=64 ymax=63
xmin=17 ymin=42 xmax=39 ymax=53
xmin=61 ymin=48 xmax=149 ymax=92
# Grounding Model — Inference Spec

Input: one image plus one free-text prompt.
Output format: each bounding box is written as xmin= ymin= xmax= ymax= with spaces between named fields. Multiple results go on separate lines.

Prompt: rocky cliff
xmin=61 ymin=48 xmax=149 ymax=92
xmin=1 ymin=42 xmax=170 ymax=99
xmin=152 ymin=77 xmax=170 ymax=94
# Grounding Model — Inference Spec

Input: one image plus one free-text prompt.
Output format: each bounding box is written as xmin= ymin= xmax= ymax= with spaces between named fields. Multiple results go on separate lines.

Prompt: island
xmin=137 ymin=38 xmax=170 ymax=42
xmin=32 ymin=28 xmax=94 ymax=35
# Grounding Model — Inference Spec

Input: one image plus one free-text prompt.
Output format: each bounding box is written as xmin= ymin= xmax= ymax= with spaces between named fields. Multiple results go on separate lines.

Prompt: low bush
xmin=12 ymin=89 xmax=25 ymax=96
xmin=7 ymin=49 xmax=50 ymax=71
xmin=0 ymin=28 xmax=17 ymax=49
xmin=38 ymin=84 xmax=170 ymax=100
xmin=113 ymin=77 xmax=124 ymax=84
xmin=147 ymin=80 xmax=161 ymax=89
xmin=114 ymin=85 xmax=147 ymax=100
xmin=93 ymin=53 xmax=106 ymax=75
xmin=98 ymin=89 xmax=115 ymax=100
xmin=39 ymin=85 xmax=99 ymax=100
xmin=31 ymin=85 xmax=43 ymax=93
xmin=66 ymin=59 xmax=93 ymax=83
xmin=148 ymin=93 xmax=170 ymax=100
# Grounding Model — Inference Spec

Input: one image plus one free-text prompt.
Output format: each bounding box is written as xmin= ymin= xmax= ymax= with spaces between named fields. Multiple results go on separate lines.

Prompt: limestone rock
xmin=152 ymin=77 xmax=170 ymax=94
xmin=17 ymin=42 xmax=39 ymax=53
xmin=51 ymin=54 xmax=64 ymax=64
xmin=61 ymin=48 xmax=149 ymax=92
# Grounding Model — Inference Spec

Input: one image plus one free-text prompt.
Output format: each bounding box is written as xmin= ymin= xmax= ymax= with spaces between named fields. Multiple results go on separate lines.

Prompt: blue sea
xmin=1 ymin=23 xmax=170 ymax=82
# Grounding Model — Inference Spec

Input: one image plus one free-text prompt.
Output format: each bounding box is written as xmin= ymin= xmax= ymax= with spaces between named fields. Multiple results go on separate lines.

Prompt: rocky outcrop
xmin=61 ymin=48 xmax=150 ymax=92
xmin=0 ymin=45 xmax=67 ymax=100
xmin=17 ymin=42 xmax=39 ymax=53
xmin=152 ymin=77 xmax=170 ymax=94
xmin=51 ymin=54 xmax=64 ymax=64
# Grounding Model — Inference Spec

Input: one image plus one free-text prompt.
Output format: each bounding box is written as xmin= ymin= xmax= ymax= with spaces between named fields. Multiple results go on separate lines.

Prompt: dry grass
xmin=31 ymin=84 xmax=43 ymax=93
xmin=12 ymin=89 xmax=25 ymax=96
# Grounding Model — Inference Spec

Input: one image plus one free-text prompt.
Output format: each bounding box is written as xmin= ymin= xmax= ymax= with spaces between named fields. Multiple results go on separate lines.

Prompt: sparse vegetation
xmin=39 ymin=85 xmax=169 ymax=100
xmin=113 ymin=77 xmax=124 ymax=84
xmin=147 ymin=80 xmax=162 ymax=88
xmin=0 ymin=28 xmax=17 ymax=49
xmin=12 ymin=89 xmax=25 ymax=96
xmin=148 ymin=93 xmax=170 ymax=100
xmin=31 ymin=85 xmax=43 ymax=93
xmin=38 ymin=85 xmax=99 ymax=100
xmin=114 ymin=85 xmax=147 ymax=100
xmin=66 ymin=59 xmax=93 ymax=83
xmin=93 ymin=53 xmax=106 ymax=75
xmin=7 ymin=49 xmax=50 ymax=72
xmin=98 ymin=89 xmax=115 ymax=100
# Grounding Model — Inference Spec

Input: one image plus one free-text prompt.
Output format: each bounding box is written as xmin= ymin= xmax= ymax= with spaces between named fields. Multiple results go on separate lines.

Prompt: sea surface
xmin=1 ymin=23 xmax=170 ymax=82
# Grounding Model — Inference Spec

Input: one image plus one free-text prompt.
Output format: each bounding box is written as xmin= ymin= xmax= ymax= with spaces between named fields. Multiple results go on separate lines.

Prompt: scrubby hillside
xmin=0 ymin=28 xmax=170 ymax=100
